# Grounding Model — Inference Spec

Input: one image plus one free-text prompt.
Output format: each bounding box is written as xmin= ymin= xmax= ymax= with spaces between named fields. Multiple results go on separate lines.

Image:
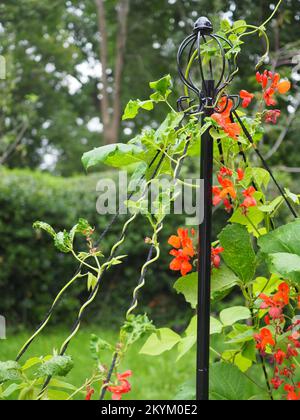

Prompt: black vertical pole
xmin=197 ymin=80 xmax=214 ymax=401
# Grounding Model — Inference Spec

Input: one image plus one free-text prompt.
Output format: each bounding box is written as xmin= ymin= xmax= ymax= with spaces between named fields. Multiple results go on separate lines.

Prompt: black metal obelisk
xmin=197 ymin=79 xmax=214 ymax=401
xmin=177 ymin=16 xmax=237 ymax=401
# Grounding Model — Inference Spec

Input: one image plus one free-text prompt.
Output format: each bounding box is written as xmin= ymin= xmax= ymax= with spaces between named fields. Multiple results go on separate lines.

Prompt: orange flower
xmin=237 ymin=168 xmax=244 ymax=181
xmin=211 ymin=98 xmax=241 ymax=140
xmin=211 ymin=246 xmax=224 ymax=269
xmin=240 ymin=186 xmax=257 ymax=209
xmin=213 ymin=168 xmax=237 ymax=211
xmin=277 ymin=80 xmax=291 ymax=94
xmin=107 ymin=371 xmax=132 ymax=401
xmin=240 ymin=90 xmax=254 ymax=108
xmin=256 ymin=70 xmax=291 ymax=106
xmin=259 ymin=282 xmax=290 ymax=321
xmin=254 ymin=328 xmax=275 ymax=352
xmin=85 ymin=386 xmax=94 ymax=401
xmin=265 ymin=109 xmax=281 ymax=124
xmin=168 ymin=228 xmax=196 ymax=276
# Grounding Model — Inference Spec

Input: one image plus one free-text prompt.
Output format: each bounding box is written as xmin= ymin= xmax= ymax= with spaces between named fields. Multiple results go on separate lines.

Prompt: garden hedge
xmin=0 ymin=168 xmax=191 ymax=328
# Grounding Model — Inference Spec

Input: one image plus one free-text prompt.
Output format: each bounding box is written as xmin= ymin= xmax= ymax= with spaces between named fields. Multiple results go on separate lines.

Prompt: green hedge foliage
xmin=0 ymin=168 xmax=191 ymax=328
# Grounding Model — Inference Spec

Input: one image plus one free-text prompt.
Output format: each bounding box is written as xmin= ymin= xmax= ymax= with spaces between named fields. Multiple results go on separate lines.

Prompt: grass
xmin=0 ymin=326 xmax=196 ymax=400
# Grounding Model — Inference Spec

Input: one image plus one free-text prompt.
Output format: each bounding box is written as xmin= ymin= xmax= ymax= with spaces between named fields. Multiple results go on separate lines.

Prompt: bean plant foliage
xmin=1 ymin=1 xmax=300 ymax=401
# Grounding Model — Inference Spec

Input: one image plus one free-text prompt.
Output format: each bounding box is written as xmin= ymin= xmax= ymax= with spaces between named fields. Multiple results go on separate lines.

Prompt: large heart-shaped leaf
xmin=220 ymin=306 xmax=251 ymax=326
xmin=219 ymin=224 xmax=256 ymax=284
xmin=258 ymin=219 xmax=300 ymax=283
xmin=210 ymin=362 xmax=262 ymax=400
xmin=139 ymin=328 xmax=181 ymax=356
xmin=82 ymin=143 xmax=144 ymax=170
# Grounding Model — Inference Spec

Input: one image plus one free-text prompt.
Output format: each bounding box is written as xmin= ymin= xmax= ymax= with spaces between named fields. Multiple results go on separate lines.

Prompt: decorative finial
xmin=193 ymin=17 xmax=213 ymax=34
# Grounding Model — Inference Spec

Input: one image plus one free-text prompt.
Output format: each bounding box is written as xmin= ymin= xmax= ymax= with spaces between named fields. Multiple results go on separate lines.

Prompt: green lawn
xmin=0 ymin=327 xmax=195 ymax=400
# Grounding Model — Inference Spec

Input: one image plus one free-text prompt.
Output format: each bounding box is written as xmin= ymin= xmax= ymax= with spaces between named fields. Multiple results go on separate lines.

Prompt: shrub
xmin=0 ymin=168 xmax=190 ymax=328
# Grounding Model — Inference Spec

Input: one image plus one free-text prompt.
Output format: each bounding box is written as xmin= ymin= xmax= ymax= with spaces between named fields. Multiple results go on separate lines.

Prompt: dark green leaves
xmin=258 ymin=219 xmax=300 ymax=282
xmin=36 ymin=355 xmax=73 ymax=378
xmin=82 ymin=143 xmax=144 ymax=170
xmin=219 ymin=224 xmax=256 ymax=283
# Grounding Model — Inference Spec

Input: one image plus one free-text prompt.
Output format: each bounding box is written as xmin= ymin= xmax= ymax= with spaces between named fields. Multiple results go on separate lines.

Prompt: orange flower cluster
xmin=211 ymin=97 xmax=241 ymax=140
xmin=168 ymin=228 xmax=196 ymax=276
xmin=168 ymin=229 xmax=224 ymax=275
xmin=255 ymin=283 xmax=300 ymax=400
xmin=213 ymin=167 xmax=255 ymax=213
xmin=256 ymin=70 xmax=291 ymax=107
xmin=213 ymin=167 xmax=237 ymax=212
xmin=260 ymin=282 xmax=290 ymax=321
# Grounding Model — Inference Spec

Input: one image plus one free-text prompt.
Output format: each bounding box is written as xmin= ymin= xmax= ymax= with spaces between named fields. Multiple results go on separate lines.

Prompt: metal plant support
xmin=176 ymin=16 xmax=297 ymax=401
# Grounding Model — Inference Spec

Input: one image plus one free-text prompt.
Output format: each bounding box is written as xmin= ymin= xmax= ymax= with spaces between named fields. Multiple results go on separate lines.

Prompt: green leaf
xmin=140 ymin=328 xmax=181 ymax=356
xmin=267 ymin=253 xmax=300 ymax=283
xmin=75 ymin=218 xmax=93 ymax=235
xmin=210 ymin=362 xmax=257 ymax=400
xmin=1 ymin=383 xmax=21 ymax=398
xmin=149 ymin=75 xmax=173 ymax=101
xmin=0 ymin=361 xmax=21 ymax=382
xmin=90 ymin=334 xmax=113 ymax=361
xmin=285 ymin=188 xmax=300 ymax=204
xmin=33 ymin=221 xmax=56 ymax=237
xmin=252 ymin=275 xmax=282 ymax=297
xmin=230 ymin=206 xmax=265 ymax=231
xmin=242 ymin=167 xmax=270 ymax=189
xmin=174 ymin=379 xmax=196 ymax=400
xmin=121 ymin=314 xmax=155 ymax=347
xmin=233 ymin=20 xmax=247 ymax=34
xmin=174 ymin=265 xmax=239 ymax=308
xmin=177 ymin=316 xmax=197 ymax=361
xmin=211 ymin=265 xmax=240 ymax=297
xmin=122 ymin=99 xmax=154 ymax=120
xmin=235 ymin=353 xmax=252 ymax=373
xmin=242 ymin=340 xmax=257 ymax=363
xmin=220 ymin=19 xmax=232 ymax=32
xmin=258 ymin=196 xmax=283 ymax=213
xmin=46 ymin=389 xmax=70 ymax=400
xmin=54 ymin=231 xmax=72 ymax=253
xmin=219 ymin=224 xmax=256 ymax=284
xmin=87 ymin=272 xmax=98 ymax=292
xmin=220 ymin=306 xmax=251 ymax=326
xmin=210 ymin=317 xmax=223 ymax=335
xmin=226 ymin=325 xmax=255 ymax=344
xmin=222 ymin=351 xmax=252 ymax=373
xmin=48 ymin=378 xmax=77 ymax=391
xmin=82 ymin=143 xmax=144 ymax=170
xmin=174 ymin=273 xmax=197 ymax=308
xmin=154 ymin=112 xmax=184 ymax=145
xmin=21 ymin=357 xmax=42 ymax=371
xmin=258 ymin=219 xmax=300 ymax=282
xmin=36 ymin=355 xmax=73 ymax=378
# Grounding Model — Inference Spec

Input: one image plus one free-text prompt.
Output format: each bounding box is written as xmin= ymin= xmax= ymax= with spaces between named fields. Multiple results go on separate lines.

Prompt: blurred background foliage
xmin=0 ymin=0 xmax=299 ymax=329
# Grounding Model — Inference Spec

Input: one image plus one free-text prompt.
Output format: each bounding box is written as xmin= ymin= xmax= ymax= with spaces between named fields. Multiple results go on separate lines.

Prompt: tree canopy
xmin=0 ymin=0 xmax=299 ymax=175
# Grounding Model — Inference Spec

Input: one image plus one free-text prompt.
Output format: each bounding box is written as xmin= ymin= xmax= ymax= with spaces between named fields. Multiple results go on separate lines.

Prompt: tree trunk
xmin=95 ymin=0 xmax=130 ymax=145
